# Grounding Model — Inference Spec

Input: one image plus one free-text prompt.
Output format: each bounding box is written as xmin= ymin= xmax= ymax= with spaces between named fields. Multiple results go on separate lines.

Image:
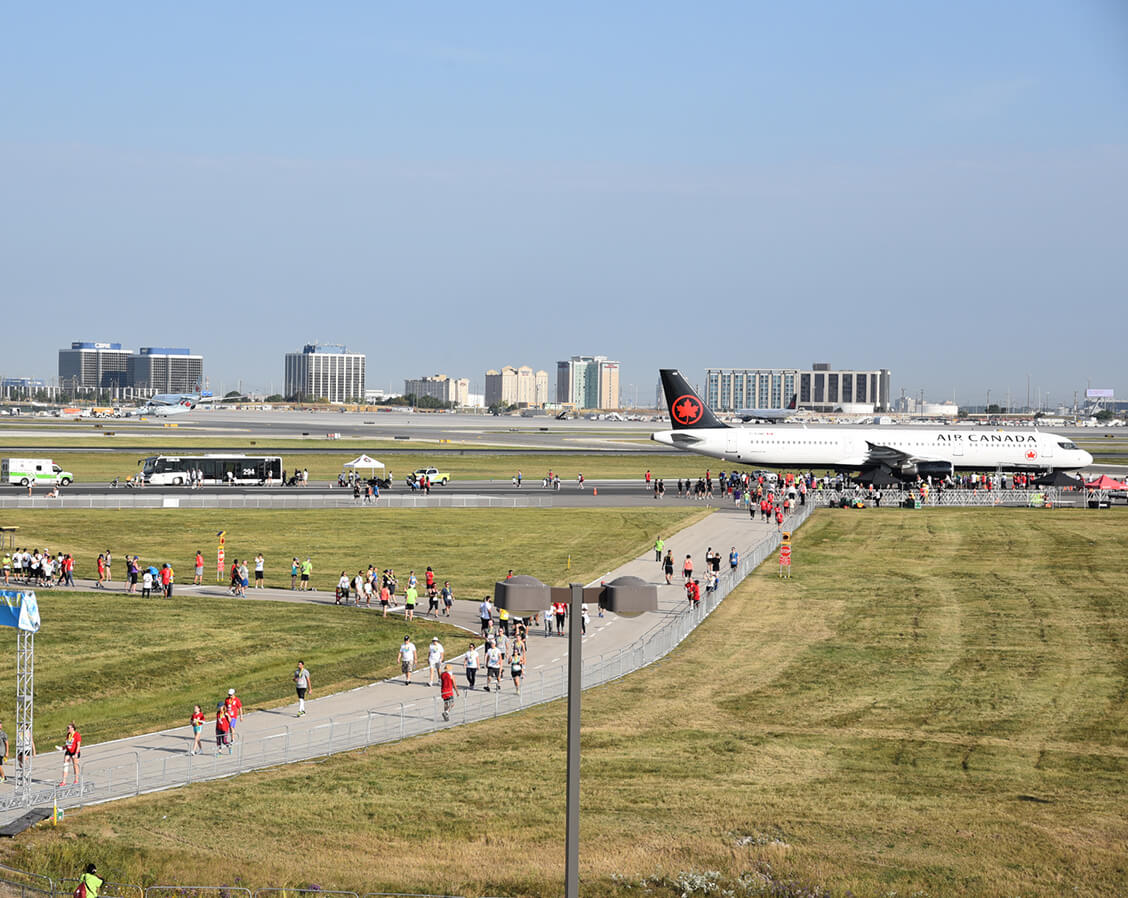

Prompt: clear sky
xmin=2 ymin=2 xmax=1126 ymax=406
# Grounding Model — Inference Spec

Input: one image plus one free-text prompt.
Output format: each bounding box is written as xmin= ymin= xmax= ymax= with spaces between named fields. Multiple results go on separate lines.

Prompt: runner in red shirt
xmin=224 ymin=689 xmax=243 ymax=738
xmin=60 ymin=723 xmax=81 ymax=786
xmin=440 ymin=664 xmax=459 ymax=721
xmin=190 ymin=705 xmax=205 ymax=754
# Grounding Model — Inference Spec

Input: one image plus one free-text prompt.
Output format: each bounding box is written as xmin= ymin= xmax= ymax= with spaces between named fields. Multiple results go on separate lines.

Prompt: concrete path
xmin=0 ymin=503 xmax=812 ymax=824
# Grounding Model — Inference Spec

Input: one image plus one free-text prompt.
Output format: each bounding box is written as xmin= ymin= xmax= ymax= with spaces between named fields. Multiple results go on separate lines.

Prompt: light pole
xmin=495 ymin=574 xmax=658 ymax=898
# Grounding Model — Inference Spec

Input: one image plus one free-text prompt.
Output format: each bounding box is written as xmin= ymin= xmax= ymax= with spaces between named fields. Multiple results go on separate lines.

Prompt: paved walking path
xmin=0 ymin=503 xmax=811 ymax=824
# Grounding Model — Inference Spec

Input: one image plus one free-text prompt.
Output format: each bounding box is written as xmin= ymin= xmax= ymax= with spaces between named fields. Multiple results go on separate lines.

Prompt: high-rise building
xmin=485 ymin=365 xmax=549 ymax=407
xmin=555 ymin=355 xmax=620 ymax=409
xmin=58 ymin=342 xmax=132 ymax=390
xmin=129 ymin=347 xmax=204 ymax=394
xmin=705 ymin=363 xmax=891 ymax=412
xmin=404 ymin=374 xmax=470 ymax=407
xmin=284 ymin=343 xmax=366 ymax=403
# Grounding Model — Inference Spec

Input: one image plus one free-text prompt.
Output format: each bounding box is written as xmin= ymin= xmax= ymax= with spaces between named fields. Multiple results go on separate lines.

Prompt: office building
xmin=128 ymin=347 xmax=204 ymax=394
xmin=404 ymin=374 xmax=471 ymax=407
xmin=284 ymin=343 xmax=366 ymax=403
xmin=555 ymin=355 xmax=620 ymax=409
xmin=485 ymin=366 xmax=549 ymax=407
xmin=705 ymin=363 xmax=891 ymax=412
xmin=58 ymin=342 xmax=132 ymax=391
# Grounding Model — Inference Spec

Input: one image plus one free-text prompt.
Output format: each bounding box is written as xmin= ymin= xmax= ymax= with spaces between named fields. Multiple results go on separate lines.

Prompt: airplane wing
xmin=863 ymin=440 xmax=952 ymax=473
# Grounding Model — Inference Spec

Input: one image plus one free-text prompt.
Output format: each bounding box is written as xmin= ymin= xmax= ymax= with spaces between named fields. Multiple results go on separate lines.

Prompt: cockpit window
xmin=1057 ymin=441 xmax=1079 ymax=451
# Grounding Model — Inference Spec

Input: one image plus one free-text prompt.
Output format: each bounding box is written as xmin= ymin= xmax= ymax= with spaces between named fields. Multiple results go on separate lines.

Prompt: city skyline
xmin=17 ymin=334 xmax=1120 ymax=409
xmin=2 ymin=4 xmax=1125 ymax=405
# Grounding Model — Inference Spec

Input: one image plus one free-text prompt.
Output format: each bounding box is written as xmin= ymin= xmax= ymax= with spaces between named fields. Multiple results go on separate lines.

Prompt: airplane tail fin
xmin=659 ymin=369 xmax=728 ymax=430
xmin=787 ymin=394 xmax=797 ymax=410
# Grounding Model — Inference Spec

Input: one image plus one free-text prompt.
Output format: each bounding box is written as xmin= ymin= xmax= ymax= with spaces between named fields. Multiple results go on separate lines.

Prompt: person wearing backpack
xmin=74 ymin=864 xmax=102 ymax=898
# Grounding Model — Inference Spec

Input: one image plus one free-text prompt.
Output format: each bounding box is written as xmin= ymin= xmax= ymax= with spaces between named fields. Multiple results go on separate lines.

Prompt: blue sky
xmin=2 ymin=2 xmax=1126 ymax=405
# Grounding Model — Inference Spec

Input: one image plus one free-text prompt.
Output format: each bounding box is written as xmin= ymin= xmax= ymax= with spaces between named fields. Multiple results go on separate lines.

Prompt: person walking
xmin=479 ymin=596 xmax=493 ymax=637
xmin=663 ymin=550 xmax=675 ymax=585
xmin=60 ymin=722 xmax=81 ymax=786
xmin=224 ymin=688 xmax=242 ymax=739
xmin=293 ymin=660 xmax=311 ymax=715
xmin=427 ymin=637 xmax=445 ymax=687
xmin=510 ymin=640 xmax=525 ymax=693
xmin=729 ymin=546 xmax=739 ymax=572
xmin=682 ymin=554 xmax=694 ymax=583
xmin=214 ymin=704 xmax=232 ymax=755
xmin=484 ymin=639 xmax=502 ymax=691
xmin=440 ymin=580 xmax=454 ymax=616
xmin=194 ymin=550 xmax=204 ymax=585
xmin=654 ymin=536 xmax=664 ymax=562
xmin=190 ymin=705 xmax=205 ymax=754
xmin=404 ymin=583 xmax=417 ymax=621
xmin=300 ymin=557 xmax=313 ymax=591
xmin=399 ymin=635 xmax=417 ymax=685
xmin=290 ymin=557 xmax=299 ymax=590
xmin=0 ymin=719 xmax=8 ymax=783
xmin=464 ymin=642 xmax=479 ymax=689
xmin=440 ymin=663 xmax=459 ymax=721
xmin=379 ymin=580 xmax=391 ymax=617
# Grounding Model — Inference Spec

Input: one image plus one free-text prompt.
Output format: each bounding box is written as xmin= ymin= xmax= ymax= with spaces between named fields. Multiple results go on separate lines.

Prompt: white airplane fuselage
xmin=651 ymin=425 xmax=1093 ymax=473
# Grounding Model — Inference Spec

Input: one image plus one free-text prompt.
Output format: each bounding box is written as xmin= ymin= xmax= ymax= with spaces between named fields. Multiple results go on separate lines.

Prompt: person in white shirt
xmin=336 ymin=572 xmax=350 ymax=605
xmin=399 ymin=636 xmax=417 ymax=685
xmin=485 ymin=641 xmax=502 ymax=692
xmin=464 ymin=641 xmax=479 ymax=689
xmin=427 ymin=638 xmax=445 ymax=686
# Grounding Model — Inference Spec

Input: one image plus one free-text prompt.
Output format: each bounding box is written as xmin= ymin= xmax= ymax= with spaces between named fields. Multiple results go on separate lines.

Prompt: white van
xmin=2 ymin=458 xmax=74 ymax=487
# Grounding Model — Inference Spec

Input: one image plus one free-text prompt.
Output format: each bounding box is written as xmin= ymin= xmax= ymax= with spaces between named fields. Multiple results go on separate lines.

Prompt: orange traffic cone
xmin=593 ymin=487 xmax=598 ymax=496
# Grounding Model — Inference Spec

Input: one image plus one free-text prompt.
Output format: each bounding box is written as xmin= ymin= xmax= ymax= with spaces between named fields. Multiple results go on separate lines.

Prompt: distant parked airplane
xmin=735 ymin=394 xmax=797 ymax=422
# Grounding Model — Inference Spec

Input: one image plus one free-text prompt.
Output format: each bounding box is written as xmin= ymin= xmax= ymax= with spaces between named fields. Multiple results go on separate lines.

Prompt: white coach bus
xmin=140 ymin=454 xmax=283 ymax=485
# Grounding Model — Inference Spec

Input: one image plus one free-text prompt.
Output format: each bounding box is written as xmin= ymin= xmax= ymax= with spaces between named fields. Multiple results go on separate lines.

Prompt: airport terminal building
xmin=706 ymin=363 xmax=891 ymax=412
xmin=284 ymin=343 xmax=366 ymax=403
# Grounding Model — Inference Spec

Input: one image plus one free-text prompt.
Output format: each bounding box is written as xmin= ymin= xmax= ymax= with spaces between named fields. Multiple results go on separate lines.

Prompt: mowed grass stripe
xmin=0 ymin=507 xmax=706 ymax=594
xmin=4 ymin=510 xmax=1125 ymax=898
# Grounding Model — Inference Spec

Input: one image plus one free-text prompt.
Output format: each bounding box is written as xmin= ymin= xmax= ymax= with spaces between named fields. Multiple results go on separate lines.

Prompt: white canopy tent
xmin=342 ymin=454 xmax=385 ymax=472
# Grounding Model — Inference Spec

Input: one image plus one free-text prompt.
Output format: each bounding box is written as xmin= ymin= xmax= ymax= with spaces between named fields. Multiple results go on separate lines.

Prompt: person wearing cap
xmin=224 ymin=688 xmax=242 ymax=737
xmin=398 ymin=635 xmax=417 ymax=685
xmin=77 ymin=864 xmax=103 ymax=898
xmin=427 ymin=637 xmax=445 ymax=686
xmin=439 ymin=663 xmax=459 ymax=721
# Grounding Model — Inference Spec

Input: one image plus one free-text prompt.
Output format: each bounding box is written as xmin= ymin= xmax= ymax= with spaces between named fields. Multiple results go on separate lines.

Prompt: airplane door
xmin=1042 ymin=438 xmax=1052 ymax=459
xmin=952 ymin=440 xmax=963 ymax=457
xmin=725 ymin=433 xmax=738 ymax=457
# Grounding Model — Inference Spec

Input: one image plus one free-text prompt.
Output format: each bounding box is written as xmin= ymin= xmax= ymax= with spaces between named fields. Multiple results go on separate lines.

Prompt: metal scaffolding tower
xmin=15 ymin=628 xmax=34 ymax=791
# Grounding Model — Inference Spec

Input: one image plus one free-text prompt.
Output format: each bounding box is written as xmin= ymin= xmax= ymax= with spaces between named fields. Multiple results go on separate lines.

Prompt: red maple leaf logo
xmin=1025 ymin=449 xmax=1037 ymax=460
xmin=672 ymin=395 xmax=703 ymax=425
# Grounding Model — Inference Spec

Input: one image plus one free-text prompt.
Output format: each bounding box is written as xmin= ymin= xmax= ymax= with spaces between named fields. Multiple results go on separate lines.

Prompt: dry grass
xmin=4 ymin=510 xmax=1126 ymax=898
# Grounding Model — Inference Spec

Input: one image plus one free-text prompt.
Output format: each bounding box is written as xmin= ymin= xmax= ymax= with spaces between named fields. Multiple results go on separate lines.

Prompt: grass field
xmin=0 ymin=593 xmax=470 ymax=746
xmin=0 ymin=507 xmax=705 ymax=594
xmin=4 ymin=509 xmax=1125 ymax=897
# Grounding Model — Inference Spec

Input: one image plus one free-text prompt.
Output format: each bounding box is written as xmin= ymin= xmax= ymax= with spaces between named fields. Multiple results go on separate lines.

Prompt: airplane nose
xmin=1081 ymin=450 xmax=1094 ymax=467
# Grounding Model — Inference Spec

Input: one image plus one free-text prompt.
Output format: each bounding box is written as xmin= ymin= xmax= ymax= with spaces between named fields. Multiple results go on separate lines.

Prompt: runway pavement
xmin=0 ymin=503 xmax=811 ymax=826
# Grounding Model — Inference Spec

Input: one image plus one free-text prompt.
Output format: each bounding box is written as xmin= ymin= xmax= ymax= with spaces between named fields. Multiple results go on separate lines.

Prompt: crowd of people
xmin=1 ymin=548 xmax=75 ymax=587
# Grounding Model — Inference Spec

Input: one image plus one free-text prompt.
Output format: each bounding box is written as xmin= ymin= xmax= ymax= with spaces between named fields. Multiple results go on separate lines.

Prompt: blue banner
xmin=0 ymin=590 xmax=40 ymax=633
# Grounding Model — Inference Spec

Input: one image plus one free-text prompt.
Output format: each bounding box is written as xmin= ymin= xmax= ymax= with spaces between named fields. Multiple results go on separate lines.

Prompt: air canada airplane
xmin=121 ymin=394 xmax=199 ymax=418
xmin=652 ymin=369 xmax=1093 ymax=478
